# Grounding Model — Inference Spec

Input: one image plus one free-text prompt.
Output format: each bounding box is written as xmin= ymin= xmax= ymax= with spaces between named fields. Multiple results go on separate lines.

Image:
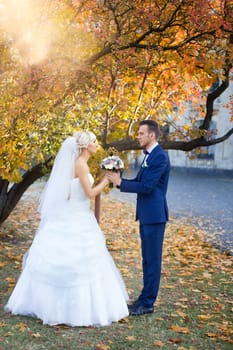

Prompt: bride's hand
xmin=107 ymin=171 xmax=121 ymax=186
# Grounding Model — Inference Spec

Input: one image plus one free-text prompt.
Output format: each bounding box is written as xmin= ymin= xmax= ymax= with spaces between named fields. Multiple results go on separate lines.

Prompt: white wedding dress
xmin=5 ymin=174 xmax=129 ymax=326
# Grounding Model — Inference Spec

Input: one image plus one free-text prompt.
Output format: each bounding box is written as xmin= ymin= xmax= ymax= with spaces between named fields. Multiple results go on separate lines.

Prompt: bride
xmin=5 ymin=131 xmax=129 ymax=326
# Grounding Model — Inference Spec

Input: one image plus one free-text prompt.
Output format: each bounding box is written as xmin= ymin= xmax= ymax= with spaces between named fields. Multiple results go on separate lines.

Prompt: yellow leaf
xmin=32 ymin=333 xmax=41 ymax=338
xmin=176 ymin=310 xmax=187 ymax=318
xmin=5 ymin=277 xmax=16 ymax=284
xmin=163 ymin=284 xmax=176 ymax=289
xmin=6 ymin=253 xmax=23 ymax=261
xmin=16 ymin=323 xmax=27 ymax=332
xmin=96 ymin=343 xmax=109 ymax=350
xmin=126 ymin=336 xmax=136 ymax=341
xmin=179 ymin=298 xmax=188 ymax=302
xmin=119 ymin=267 xmax=129 ymax=276
xmin=153 ymin=340 xmax=165 ymax=347
xmin=0 ymin=261 xmax=7 ymax=269
xmin=198 ymin=314 xmax=213 ymax=321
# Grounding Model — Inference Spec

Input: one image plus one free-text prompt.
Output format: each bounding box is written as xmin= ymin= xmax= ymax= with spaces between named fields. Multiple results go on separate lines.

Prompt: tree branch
xmin=200 ymin=62 xmax=232 ymax=130
xmin=106 ymin=127 xmax=233 ymax=152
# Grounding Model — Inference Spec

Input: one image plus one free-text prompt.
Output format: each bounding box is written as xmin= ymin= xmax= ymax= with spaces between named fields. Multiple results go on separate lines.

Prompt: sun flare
xmin=0 ymin=0 xmax=57 ymax=64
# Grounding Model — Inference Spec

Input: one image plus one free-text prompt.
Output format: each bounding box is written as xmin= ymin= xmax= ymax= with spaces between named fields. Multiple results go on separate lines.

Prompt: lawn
xmin=0 ymin=185 xmax=232 ymax=350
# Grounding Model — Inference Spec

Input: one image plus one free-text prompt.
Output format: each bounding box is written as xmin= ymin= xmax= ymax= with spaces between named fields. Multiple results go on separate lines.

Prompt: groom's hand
xmin=107 ymin=172 xmax=122 ymax=186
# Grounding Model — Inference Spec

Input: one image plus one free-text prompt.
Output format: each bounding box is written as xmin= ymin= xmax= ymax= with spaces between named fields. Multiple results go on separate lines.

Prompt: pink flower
xmin=101 ymin=156 xmax=124 ymax=171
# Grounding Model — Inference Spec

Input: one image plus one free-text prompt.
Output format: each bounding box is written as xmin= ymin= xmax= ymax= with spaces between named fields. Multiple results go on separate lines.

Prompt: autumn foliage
xmin=0 ymin=0 xmax=232 ymax=224
xmin=0 ymin=188 xmax=232 ymax=349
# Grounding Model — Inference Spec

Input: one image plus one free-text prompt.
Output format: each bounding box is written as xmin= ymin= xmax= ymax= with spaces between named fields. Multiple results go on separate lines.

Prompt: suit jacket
xmin=120 ymin=144 xmax=170 ymax=224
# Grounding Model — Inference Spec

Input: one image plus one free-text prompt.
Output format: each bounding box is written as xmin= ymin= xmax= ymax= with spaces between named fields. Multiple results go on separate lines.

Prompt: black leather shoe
xmin=127 ymin=299 xmax=141 ymax=312
xmin=129 ymin=304 xmax=154 ymax=316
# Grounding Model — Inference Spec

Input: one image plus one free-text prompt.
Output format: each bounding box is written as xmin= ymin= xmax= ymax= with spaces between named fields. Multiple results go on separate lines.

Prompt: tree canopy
xmin=0 ymin=0 xmax=232 ymax=223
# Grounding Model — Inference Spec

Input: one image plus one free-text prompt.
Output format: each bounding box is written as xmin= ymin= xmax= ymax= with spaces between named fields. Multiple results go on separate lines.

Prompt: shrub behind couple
xmin=5 ymin=120 xmax=170 ymax=327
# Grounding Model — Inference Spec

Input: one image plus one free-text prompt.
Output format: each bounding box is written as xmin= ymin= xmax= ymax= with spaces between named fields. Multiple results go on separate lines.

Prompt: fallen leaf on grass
xmin=176 ymin=310 xmax=187 ymax=318
xmin=0 ymin=262 xmax=7 ymax=269
xmin=178 ymin=298 xmax=188 ymax=302
xmin=15 ymin=322 xmax=27 ymax=332
xmin=6 ymin=253 xmax=23 ymax=262
xmin=169 ymin=325 xmax=190 ymax=334
xmin=32 ymin=332 xmax=41 ymax=338
xmin=206 ymin=332 xmax=218 ymax=338
xmin=163 ymin=284 xmax=176 ymax=289
xmin=218 ymin=335 xmax=233 ymax=344
xmin=216 ymin=321 xmax=233 ymax=336
xmin=126 ymin=335 xmax=136 ymax=341
xmin=212 ymin=303 xmax=225 ymax=312
xmin=198 ymin=314 xmax=212 ymax=321
xmin=153 ymin=340 xmax=165 ymax=347
xmin=119 ymin=267 xmax=129 ymax=276
xmin=95 ymin=343 xmax=109 ymax=350
xmin=156 ymin=317 xmax=164 ymax=321
xmin=168 ymin=337 xmax=183 ymax=344
xmin=4 ymin=277 xmax=16 ymax=288
xmin=3 ymin=332 xmax=13 ymax=337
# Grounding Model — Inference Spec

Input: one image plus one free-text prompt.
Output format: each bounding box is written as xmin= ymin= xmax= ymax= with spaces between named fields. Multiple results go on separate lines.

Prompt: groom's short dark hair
xmin=140 ymin=120 xmax=160 ymax=140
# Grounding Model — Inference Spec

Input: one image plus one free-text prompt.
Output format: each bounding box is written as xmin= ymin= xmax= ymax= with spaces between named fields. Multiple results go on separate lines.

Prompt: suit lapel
xmin=137 ymin=145 xmax=162 ymax=180
xmin=147 ymin=144 xmax=161 ymax=164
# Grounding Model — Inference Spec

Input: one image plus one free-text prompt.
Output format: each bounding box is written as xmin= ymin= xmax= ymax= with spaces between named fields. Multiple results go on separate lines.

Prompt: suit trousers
xmin=138 ymin=222 xmax=165 ymax=307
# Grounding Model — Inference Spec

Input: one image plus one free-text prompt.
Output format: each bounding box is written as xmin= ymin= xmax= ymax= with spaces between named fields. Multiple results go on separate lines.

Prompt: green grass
xmin=0 ymin=193 xmax=232 ymax=350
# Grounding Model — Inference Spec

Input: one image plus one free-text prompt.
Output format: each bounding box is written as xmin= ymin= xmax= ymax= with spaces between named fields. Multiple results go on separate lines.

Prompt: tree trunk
xmin=0 ymin=160 xmax=51 ymax=226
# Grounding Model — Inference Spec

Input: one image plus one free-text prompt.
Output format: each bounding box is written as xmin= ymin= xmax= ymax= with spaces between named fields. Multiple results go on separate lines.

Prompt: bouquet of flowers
xmin=100 ymin=155 xmax=124 ymax=188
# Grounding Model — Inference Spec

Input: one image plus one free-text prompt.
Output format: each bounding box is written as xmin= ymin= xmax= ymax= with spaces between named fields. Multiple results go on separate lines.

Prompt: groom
xmin=108 ymin=120 xmax=170 ymax=316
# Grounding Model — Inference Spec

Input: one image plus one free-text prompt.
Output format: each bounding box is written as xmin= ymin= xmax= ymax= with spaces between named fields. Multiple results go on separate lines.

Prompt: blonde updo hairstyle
xmin=73 ymin=131 xmax=96 ymax=150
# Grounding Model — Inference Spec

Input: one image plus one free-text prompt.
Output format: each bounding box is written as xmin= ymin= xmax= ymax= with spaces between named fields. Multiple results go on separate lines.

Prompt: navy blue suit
xmin=120 ymin=144 xmax=170 ymax=307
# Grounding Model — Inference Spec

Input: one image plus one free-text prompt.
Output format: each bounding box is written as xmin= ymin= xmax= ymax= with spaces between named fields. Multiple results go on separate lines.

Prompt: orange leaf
xmin=153 ymin=340 xmax=165 ymax=347
xmin=5 ymin=277 xmax=16 ymax=284
xmin=170 ymin=325 xmax=190 ymax=334
xmin=168 ymin=338 xmax=183 ymax=344
xmin=206 ymin=332 xmax=218 ymax=338
xmin=0 ymin=261 xmax=7 ymax=269
xmin=126 ymin=336 xmax=136 ymax=341
xmin=16 ymin=323 xmax=27 ymax=332
xmin=96 ymin=343 xmax=109 ymax=350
